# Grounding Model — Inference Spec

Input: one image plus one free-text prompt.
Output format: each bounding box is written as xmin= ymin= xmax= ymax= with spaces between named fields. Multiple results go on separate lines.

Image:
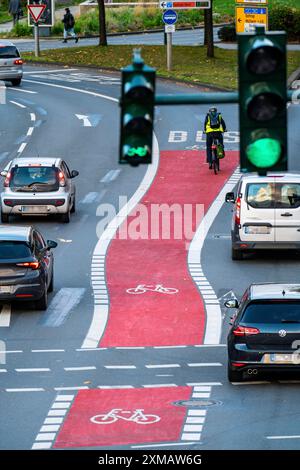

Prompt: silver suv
xmin=0 ymin=40 xmax=23 ymax=86
xmin=0 ymin=157 xmax=79 ymax=223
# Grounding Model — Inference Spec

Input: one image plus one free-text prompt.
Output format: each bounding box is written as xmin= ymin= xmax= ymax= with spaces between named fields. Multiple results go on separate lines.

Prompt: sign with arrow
xmin=235 ymin=6 xmax=268 ymax=33
xmin=160 ymin=0 xmax=210 ymax=9
xmin=27 ymin=4 xmax=46 ymax=23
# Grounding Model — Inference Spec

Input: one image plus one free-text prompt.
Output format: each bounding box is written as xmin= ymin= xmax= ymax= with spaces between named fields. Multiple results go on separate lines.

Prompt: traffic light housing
xmin=119 ymin=50 xmax=156 ymax=166
xmin=238 ymin=27 xmax=287 ymax=175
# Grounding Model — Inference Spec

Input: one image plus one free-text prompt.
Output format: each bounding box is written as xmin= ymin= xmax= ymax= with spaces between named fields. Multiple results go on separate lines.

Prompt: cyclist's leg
xmin=206 ymin=133 xmax=213 ymax=168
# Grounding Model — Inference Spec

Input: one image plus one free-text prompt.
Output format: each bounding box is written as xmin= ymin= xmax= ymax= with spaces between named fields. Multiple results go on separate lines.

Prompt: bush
xmin=218 ymin=24 xmax=236 ymax=42
xmin=269 ymin=6 xmax=300 ymax=41
xmin=11 ymin=22 xmax=32 ymax=37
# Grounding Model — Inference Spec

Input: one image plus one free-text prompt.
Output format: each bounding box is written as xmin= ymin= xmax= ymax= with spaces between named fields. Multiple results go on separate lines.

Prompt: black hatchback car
xmin=0 ymin=226 xmax=57 ymax=310
xmin=227 ymin=283 xmax=300 ymax=382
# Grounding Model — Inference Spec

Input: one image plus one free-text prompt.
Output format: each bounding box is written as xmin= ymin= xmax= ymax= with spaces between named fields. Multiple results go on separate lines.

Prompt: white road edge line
xmin=9 ymin=100 xmax=26 ymax=108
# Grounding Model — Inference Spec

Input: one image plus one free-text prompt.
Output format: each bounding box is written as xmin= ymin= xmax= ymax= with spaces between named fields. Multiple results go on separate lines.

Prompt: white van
xmin=225 ymin=173 xmax=300 ymax=260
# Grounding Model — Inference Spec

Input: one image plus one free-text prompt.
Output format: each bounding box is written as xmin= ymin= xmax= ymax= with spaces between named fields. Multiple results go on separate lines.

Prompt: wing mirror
xmin=0 ymin=171 xmax=7 ymax=177
xmin=46 ymin=240 xmax=58 ymax=250
xmin=71 ymin=170 xmax=79 ymax=178
xmin=225 ymin=192 xmax=235 ymax=203
xmin=224 ymin=299 xmax=239 ymax=309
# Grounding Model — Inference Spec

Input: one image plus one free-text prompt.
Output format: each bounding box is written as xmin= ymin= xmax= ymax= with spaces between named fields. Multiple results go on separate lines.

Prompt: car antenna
xmin=282 ymin=290 xmax=286 ymax=296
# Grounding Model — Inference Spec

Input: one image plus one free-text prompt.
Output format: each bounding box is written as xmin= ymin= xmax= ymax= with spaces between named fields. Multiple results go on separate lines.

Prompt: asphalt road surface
xmin=0 ymin=64 xmax=300 ymax=450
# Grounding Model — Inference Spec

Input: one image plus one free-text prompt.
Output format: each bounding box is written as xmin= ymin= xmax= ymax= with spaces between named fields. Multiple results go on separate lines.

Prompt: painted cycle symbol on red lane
xmin=90 ymin=408 xmax=161 ymax=425
xmin=126 ymin=284 xmax=179 ymax=295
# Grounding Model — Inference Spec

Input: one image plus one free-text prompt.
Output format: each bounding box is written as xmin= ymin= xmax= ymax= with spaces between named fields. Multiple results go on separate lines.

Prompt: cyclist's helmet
xmin=209 ymin=107 xmax=218 ymax=115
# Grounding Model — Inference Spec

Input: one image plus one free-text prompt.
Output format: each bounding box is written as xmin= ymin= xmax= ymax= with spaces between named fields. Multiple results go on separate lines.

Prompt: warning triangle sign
xmin=28 ymin=4 xmax=46 ymax=22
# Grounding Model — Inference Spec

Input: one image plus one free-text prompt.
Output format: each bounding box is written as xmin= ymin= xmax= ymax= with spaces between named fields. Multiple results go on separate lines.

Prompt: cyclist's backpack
xmin=209 ymin=112 xmax=221 ymax=129
xmin=217 ymin=143 xmax=225 ymax=159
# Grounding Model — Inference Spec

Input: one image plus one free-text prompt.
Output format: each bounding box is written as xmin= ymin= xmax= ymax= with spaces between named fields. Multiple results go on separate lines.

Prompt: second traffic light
xmin=119 ymin=50 xmax=156 ymax=166
xmin=238 ymin=27 xmax=287 ymax=175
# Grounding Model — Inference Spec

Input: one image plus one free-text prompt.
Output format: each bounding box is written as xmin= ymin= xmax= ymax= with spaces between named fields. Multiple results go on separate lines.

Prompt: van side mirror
xmin=71 ymin=170 xmax=79 ymax=178
xmin=225 ymin=192 xmax=235 ymax=203
xmin=224 ymin=299 xmax=239 ymax=309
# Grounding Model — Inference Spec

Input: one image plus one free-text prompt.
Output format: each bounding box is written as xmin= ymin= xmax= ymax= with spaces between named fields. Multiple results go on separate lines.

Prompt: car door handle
xmin=281 ymin=213 xmax=293 ymax=217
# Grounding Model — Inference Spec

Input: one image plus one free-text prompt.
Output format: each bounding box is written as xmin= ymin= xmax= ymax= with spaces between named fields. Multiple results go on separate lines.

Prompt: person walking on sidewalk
xmin=9 ymin=0 xmax=21 ymax=26
xmin=62 ymin=8 xmax=78 ymax=43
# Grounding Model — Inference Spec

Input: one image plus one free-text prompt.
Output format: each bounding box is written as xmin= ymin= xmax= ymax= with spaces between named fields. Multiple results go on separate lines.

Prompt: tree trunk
xmin=206 ymin=0 xmax=214 ymax=58
xmin=204 ymin=9 xmax=208 ymax=46
xmin=97 ymin=0 xmax=107 ymax=46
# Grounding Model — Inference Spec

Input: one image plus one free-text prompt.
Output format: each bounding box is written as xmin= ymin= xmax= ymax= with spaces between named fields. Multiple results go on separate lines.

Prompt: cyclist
xmin=204 ymin=107 xmax=227 ymax=169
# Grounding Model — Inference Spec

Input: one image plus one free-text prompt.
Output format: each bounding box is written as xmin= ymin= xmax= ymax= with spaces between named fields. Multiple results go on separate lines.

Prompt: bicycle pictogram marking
xmin=126 ymin=284 xmax=179 ymax=295
xmin=90 ymin=408 xmax=161 ymax=425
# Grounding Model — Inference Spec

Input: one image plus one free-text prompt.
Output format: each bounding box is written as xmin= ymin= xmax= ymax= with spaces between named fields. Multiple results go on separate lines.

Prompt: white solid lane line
xmin=266 ymin=435 xmax=300 ymax=440
xmin=0 ymin=304 xmax=11 ymax=327
xmin=10 ymin=100 xmax=26 ymax=108
xmin=23 ymin=68 xmax=78 ymax=74
xmin=8 ymin=88 xmax=37 ymax=94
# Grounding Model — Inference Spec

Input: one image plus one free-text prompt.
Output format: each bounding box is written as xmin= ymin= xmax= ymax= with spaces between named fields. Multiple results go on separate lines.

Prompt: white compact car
xmin=225 ymin=173 xmax=300 ymax=260
xmin=0 ymin=157 xmax=79 ymax=223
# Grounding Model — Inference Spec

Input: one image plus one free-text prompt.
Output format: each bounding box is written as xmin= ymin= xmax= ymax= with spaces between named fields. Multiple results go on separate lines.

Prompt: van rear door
xmin=274 ymin=181 xmax=300 ymax=242
xmin=239 ymin=180 xmax=275 ymax=243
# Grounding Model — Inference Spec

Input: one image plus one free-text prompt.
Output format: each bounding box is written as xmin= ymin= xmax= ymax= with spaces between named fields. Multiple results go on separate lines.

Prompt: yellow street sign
xmin=236 ymin=6 xmax=268 ymax=33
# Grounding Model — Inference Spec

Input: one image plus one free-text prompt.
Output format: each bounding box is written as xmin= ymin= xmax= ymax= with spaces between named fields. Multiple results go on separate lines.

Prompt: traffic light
xmin=119 ymin=50 xmax=156 ymax=166
xmin=238 ymin=27 xmax=287 ymax=175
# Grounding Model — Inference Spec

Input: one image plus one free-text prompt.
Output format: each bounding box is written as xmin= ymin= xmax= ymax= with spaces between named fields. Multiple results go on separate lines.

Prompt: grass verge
xmin=22 ymin=45 xmax=300 ymax=90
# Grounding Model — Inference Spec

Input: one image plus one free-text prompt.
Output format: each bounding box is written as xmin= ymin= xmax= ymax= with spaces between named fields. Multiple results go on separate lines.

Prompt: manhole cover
xmin=173 ymin=399 xmax=222 ymax=407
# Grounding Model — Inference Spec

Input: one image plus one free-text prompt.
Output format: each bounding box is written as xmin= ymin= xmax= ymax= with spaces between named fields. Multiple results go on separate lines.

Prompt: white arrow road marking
xmin=0 ymin=304 xmax=11 ymax=327
xmin=75 ymin=114 xmax=102 ymax=127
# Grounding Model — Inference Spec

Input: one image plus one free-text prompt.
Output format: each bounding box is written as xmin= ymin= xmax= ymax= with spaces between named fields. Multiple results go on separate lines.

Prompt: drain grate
xmin=174 ymin=399 xmax=221 ymax=407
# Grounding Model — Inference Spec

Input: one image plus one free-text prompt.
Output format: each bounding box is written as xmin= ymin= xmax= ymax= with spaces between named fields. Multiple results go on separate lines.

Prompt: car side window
xmin=32 ymin=231 xmax=44 ymax=254
xmin=61 ymin=161 xmax=71 ymax=179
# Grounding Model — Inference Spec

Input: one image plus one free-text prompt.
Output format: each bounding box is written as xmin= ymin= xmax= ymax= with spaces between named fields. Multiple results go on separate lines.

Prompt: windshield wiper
xmin=281 ymin=319 xmax=300 ymax=323
xmin=27 ymin=182 xmax=48 ymax=187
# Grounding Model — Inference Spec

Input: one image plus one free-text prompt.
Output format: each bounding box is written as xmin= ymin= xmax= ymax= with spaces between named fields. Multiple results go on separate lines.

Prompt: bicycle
xmin=211 ymin=136 xmax=223 ymax=175
xmin=90 ymin=408 xmax=161 ymax=425
xmin=126 ymin=284 xmax=179 ymax=295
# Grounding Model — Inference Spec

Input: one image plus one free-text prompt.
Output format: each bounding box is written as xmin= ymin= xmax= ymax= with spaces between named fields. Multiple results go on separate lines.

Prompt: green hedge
xmin=269 ymin=6 xmax=300 ymax=41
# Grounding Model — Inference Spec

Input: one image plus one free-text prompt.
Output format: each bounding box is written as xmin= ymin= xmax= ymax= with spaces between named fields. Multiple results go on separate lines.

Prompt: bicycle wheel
xmin=160 ymin=287 xmax=179 ymax=294
xmin=135 ymin=414 xmax=161 ymax=424
xmin=213 ymin=155 xmax=218 ymax=175
xmin=126 ymin=287 xmax=146 ymax=294
xmin=90 ymin=414 xmax=117 ymax=424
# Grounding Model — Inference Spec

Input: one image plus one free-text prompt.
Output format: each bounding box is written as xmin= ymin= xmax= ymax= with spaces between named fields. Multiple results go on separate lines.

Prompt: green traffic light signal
xmin=238 ymin=27 xmax=287 ymax=175
xmin=119 ymin=50 xmax=156 ymax=166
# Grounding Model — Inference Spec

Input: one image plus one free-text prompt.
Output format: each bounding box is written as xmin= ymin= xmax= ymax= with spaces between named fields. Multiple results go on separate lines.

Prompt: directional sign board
xmin=160 ymin=1 xmax=210 ymax=9
xmin=162 ymin=10 xmax=178 ymax=25
xmin=236 ymin=0 xmax=267 ymax=3
xmin=236 ymin=6 xmax=268 ymax=33
xmin=28 ymin=0 xmax=55 ymax=27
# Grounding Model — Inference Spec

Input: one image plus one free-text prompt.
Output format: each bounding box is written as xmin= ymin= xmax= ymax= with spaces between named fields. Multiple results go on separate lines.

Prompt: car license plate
xmin=21 ymin=206 xmax=47 ymax=213
xmin=270 ymin=353 xmax=295 ymax=364
xmin=0 ymin=286 xmax=12 ymax=294
xmin=244 ymin=226 xmax=271 ymax=235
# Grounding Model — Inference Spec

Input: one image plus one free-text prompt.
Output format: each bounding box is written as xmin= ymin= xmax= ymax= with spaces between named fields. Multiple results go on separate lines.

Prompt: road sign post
xmin=162 ymin=10 xmax=177 ymax=71
xmin=27 ymin=4 xmax=47 ymax=57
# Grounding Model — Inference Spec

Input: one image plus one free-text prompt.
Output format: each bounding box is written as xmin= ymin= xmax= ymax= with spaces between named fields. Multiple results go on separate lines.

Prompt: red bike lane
xmin=100 ymin=150 xmax=238 ymax=347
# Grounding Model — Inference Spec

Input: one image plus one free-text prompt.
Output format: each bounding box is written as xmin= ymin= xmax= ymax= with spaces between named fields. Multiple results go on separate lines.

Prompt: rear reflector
xmin=16 ymin=294 xmax=33 ymax=298
xmin=233 ymin=326 xmax=260 ymax=336
xmin=3 ymin=200 xmax=13 ymax=206
xmin=232 ymin=362 xmax=246 ymax=367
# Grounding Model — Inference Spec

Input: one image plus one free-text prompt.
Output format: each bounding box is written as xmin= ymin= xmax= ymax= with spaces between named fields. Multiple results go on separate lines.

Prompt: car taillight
xmin=58 ymin=171 xmax=66 ymax=187
xmin=55 ymin=199 xmax=65 ymax=207
xmin=233 ymin=326 xmax=260 ymax=336
xmin=235 ymin=197 xmax=241 ymax=225
xmin=3 ymin=199 xmax=13 ymax=206
xmin=14 ymin=59 xmax=23 ymax=65
xmin=4 ymin=172 xmax=11 ymax=187
xmin=16 ymin=262 xmax=40 ymax=270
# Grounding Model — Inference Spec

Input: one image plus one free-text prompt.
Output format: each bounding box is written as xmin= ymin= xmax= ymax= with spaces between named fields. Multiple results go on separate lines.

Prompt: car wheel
xmin=70 ymin=196 xmax=76 ymax=213
xmin=61 ymin=210 xmax=70 ymax=223
xmin=35 ymin=286 xmax=48 ymax=311
xmin=227 ymin=362 xmax=244 ymax=382
xmin=11 ymin=79 xmax=21 ymax=86
xmin=232 ymin=247 xmax=243 ymax=261
xmin=1 ymin=213 xmax=9 ymax=223
xmin=48 ymin=272 xmax=54 ymax=293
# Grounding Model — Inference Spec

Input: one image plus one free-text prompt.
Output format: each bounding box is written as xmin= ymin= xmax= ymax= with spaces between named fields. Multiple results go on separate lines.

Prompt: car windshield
xmin=0 ymin=241 xmax=31 ymax=260
xmin=241 ymin=301 xmax=300 ymax=324
xmin=9 ymin=166 xmax=59 ymax=192
xmin=0 ymin=46 xmax=19 ymax=59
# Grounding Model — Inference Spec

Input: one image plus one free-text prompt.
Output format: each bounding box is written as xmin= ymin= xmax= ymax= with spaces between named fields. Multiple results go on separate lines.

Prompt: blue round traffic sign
xmin=162 ymin=9 xmax=178 ymax=25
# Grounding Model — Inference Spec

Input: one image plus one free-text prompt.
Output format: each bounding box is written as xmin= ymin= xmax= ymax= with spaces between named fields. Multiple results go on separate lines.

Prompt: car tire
xmin=48 ymin=272 xmax=54 ymax=293
xmin=227 ymin=362 xmax=243 ymax=382
xmin=1 ymin=213 xmax=9 ymax=223
xmin=232 ymin=247 xmax=243 ymax=261
xmin=11 ymin=79 xmax=21 ymax=86
xmin=35 ymin=286 xmax=48 ymax=311
xmin=70 ymin=196 xmax=76 ymax=213
xmin=61 ymin=210 xmax=70 ymax=223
